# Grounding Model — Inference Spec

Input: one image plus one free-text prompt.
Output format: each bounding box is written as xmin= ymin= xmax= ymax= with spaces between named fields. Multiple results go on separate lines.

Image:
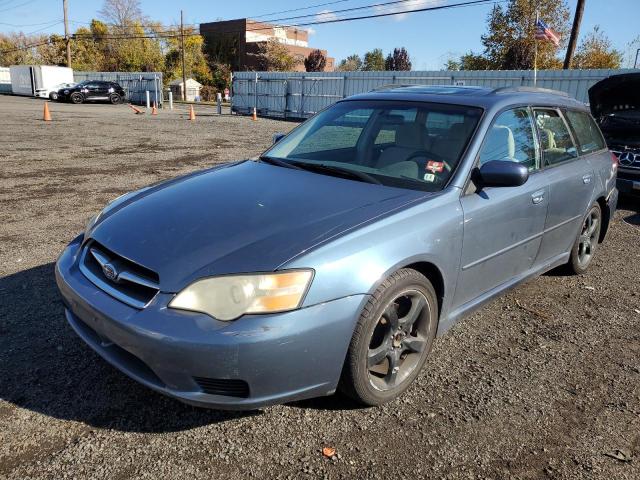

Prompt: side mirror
xmin=272 ymin=132 xmax=286 ymax=144
xmin=476 ymin=160 xmax=529 ymax=188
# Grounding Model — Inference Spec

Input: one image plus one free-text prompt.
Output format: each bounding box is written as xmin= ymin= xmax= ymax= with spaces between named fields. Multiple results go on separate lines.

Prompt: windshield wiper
xmin=289 ymin=162 xmax=382 ymax=185
xmin=258 ymin=156 xmax=303 ymax=170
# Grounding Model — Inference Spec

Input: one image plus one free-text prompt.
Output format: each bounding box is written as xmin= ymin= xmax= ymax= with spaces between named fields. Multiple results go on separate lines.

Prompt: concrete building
xmin=200 ymin=18 xmax=334 ymax=72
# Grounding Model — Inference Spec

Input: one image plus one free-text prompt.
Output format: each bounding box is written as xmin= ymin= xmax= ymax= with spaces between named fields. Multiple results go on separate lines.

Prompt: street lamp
xmin=635 ymin=48 xmax=640 ymax=69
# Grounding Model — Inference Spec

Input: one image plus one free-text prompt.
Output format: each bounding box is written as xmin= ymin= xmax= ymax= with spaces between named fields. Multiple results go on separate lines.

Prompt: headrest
xmin=481 ymin=125 xmax=515 ymax=162
xmin=395 ymin=122 xmax=424 ymax=148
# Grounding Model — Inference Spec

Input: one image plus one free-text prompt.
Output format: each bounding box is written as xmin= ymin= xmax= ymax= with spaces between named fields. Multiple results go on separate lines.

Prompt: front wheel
xmin=49 ymin=92 xmax=58 ymax=100
xmin=70 ymin=92 xmax=83 ymax=104
xmin=568 ymin=203 xmax=602 ymax=274
xmin=339 ymin=269 xmax=438 ymax=406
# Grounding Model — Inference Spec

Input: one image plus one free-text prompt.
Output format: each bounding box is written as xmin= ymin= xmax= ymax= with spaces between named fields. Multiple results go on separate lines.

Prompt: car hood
xmin=89 ymin=160 xmax=426 ymax=292
xmin=588 ymin=73 xmax=640 ymax=119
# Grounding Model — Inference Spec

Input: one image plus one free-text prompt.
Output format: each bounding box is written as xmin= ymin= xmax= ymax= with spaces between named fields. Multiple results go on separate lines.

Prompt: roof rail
xmin=369 ymin=83 xmax=416 ymax=92
xmin=491 ymin=86 xmax=569 ymax=97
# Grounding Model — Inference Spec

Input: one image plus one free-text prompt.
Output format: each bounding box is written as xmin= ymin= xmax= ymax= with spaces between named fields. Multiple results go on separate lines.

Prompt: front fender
xmin=283 ymin=189 xmax=464 ymax=330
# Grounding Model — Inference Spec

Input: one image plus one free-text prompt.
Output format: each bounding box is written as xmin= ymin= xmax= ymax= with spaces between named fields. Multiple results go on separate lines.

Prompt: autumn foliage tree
xmin=572 ymin=26 xmax=622 ymax=69
xmin=304 ymin=49 xmax=326 ymax=72
xmin=337 ymin=54 xmax=363 ymax=71
xmin=259 ymin=39 xmax=299 ymax=71
xmin=456 ymin=0 xmax=570 ymax=70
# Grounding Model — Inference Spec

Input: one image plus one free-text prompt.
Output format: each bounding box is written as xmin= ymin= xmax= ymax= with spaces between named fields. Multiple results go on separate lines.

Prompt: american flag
xmin=535 ymin=19 xmax=561 ymax=46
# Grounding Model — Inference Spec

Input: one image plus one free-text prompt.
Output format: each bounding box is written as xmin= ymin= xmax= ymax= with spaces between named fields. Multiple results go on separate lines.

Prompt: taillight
xmin=611 ymin=151 xmax=618 ymax=170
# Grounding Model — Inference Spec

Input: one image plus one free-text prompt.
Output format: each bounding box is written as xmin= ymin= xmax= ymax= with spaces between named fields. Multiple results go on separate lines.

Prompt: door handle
xmin=531 ymin=190 xmax=545 ymax=205
xmin=582 ymin=174 xmax=593 ymax=184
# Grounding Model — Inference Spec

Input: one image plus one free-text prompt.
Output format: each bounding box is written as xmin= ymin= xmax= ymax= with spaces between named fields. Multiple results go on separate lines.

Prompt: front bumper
xmin=55 ymin=235 xmax=366 ymax=409
xmin=617 ymin=171 xmax=640 ymax=195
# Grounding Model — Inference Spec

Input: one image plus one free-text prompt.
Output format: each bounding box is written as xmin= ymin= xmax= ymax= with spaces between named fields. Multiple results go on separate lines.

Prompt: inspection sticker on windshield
xmin=426 ymin=161 xmax=444 ymax=173
xmin=424 ymin=173 xmax=436 ymax=182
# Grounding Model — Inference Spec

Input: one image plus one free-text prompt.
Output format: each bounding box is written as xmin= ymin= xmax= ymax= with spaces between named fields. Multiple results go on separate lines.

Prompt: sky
xmin=1 ymin=0 xmax=639 ymax=69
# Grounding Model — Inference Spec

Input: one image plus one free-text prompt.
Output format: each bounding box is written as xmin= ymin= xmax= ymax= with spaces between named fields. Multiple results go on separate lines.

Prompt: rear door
xmin=534 ymin=108 xmax=595 ymax=263
xmin=454 ymin=107 xmax=548 ymax=308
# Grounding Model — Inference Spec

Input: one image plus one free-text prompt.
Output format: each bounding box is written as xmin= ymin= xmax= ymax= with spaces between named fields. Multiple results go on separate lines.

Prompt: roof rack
xmin=491 ymin=86 xmax=569 ymax=97
xmin=369 ymin=83 xmax=417 ymax=92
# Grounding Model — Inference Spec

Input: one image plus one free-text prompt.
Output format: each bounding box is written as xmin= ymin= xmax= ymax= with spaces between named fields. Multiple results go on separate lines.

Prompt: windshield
xmin=263 ymin=100 xmax=482 ymax=191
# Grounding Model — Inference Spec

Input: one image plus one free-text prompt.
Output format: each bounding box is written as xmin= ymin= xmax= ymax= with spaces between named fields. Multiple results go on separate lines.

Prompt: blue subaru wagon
xmin=56 ymin=85 xmax=618 ymax=409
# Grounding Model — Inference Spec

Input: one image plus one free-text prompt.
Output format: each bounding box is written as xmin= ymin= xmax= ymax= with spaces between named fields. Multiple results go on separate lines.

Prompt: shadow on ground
xmin=0 ymin=263 xmax=261 ymax=432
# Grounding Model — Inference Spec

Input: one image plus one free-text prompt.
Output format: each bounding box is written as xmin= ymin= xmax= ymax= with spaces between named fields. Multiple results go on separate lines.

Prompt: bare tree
xmin=99 ymin=0 xmax=144 ymax=26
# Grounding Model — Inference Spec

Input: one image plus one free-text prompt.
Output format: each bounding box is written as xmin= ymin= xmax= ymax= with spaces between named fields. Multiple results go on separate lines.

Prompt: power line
xmin=0 ymin=19 xmax=62 ymax=27
xmin=252 ymin=0 xmax=352 ymax=19
xmin=0 ymin=0 xmax=39 ymax=14
xmin=1 ymin=0 xmax=500 ymax=54
xmin=71 ymin=0 xmax=500 ymax=41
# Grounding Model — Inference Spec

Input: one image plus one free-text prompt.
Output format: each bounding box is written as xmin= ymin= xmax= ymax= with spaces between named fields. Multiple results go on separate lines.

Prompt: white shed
xmin=169 ymin=78 xmax=202 ymax=101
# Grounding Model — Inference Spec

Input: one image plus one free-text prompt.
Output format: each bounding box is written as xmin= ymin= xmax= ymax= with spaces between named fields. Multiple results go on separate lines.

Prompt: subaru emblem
xmin=102 ymin=263 xmax=118 ymax=281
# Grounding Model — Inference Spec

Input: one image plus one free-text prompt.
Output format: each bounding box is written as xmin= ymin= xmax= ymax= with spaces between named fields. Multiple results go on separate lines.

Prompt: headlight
xmin=169 ymin=270 xmax=314 ymax=321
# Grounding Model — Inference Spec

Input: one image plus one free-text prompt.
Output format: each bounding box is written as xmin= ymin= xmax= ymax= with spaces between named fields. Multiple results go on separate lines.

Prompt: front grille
xmin=79 ymin=241 xmax=160 ymax=308
xmin=193 ymin=377 xmax=250 ymax=398
xmin=611 ymin=146 xmax=640 ymax=170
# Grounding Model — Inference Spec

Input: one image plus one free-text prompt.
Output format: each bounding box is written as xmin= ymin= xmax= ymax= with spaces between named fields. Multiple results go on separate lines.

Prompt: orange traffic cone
xmin=188 ymin=104 xmax=196 ymax=121
xmin=252 ymin=107 xmax=257 ymax=121
xmin=128 ymin=104 xmax=144 ymax=114
xmin=151 ymin=102 xmax=158 ymax=115
xmin=43 ymin=102 xmax=52 ymax=122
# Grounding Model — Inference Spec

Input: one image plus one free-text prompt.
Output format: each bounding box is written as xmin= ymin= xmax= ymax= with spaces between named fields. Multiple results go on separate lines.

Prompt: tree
xmin=572 ymin=26 xmax=622 ymax=69
xmin=384 ymin=47 xmax=411 ymax=71
xmin=304 ymin=49 xmax=326 ymax=72
xmin=453 ymin=0 xmax=570 ymax=70
xmin=259 ymin=39 xmax=299 ymax=71
xmin=337 ymin=54 xmax=362 ymax=71
xmin=164 ymin=25 xmax=211 ymax=84
xmin=363 ymin=48 xmax=385 ymax=71
xmin=99 ymin=0 xmax=144 ymax=26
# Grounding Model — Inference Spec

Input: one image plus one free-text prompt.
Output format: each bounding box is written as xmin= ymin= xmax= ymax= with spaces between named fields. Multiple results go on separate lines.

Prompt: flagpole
xmin=534 ymin=10 xmax=538 ymax=87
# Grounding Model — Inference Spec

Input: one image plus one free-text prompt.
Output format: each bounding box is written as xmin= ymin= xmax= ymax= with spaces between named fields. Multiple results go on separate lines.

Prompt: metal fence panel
xmin=232 ymin=68 xmax=640 ymax=119
xmin=74 ymin=71 xmax=163 ymax=105
xmin=0 ymin=67 xmax=10 ymax=93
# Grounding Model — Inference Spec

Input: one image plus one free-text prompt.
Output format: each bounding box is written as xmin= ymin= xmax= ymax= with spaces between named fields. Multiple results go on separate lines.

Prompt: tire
xmin=70 ymin=92 xmax=84 ymax=104
xmin=109 ymin=93 xmax=121 ymax=105
xmin=339 ymin=268 xmax=438 ymax=406
xmin=49 ymin=92 xmax=58 ymax=101
xmin=568 ymin=203 xmax=602 ymax=274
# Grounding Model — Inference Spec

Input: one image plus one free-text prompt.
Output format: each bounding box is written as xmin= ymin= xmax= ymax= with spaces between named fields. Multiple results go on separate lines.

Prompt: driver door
xmin=453 ymin=107 xmax=549 ymax=308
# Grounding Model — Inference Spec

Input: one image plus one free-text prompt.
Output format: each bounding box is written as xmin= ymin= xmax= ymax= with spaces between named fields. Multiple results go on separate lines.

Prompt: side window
xmin=533 ymin=109 xmax=578 ymax=166
xmin=479 ymin=108 xmax=539 ymax=170
xmin=564 ymin=110 xmax=606 ymax=155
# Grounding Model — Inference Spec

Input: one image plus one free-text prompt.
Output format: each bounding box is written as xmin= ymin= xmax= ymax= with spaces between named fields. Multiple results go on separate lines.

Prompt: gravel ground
xmin=1 ymin=95 xmax=639 ymax=480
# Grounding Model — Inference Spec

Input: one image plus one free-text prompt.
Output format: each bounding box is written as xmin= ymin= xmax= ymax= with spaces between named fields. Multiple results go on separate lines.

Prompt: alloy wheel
xmin=367 ymin=289 xmax=430 ymax=391
xmin=577 ymin=209 xmax=599 ymax=268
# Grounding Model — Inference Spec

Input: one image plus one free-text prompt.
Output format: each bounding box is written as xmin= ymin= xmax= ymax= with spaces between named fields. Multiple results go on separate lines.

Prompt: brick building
xmin=200 ymin=18 xmax=334 ymax=72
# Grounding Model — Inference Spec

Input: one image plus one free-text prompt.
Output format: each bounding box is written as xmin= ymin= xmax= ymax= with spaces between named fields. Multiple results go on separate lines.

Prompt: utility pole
xmin=63 ymin=0 xmax=71 ymax=67
xmin=180 ymin=10 xmax=187 ymax=101
xmin=563 ymin=0 xmax=586 ymax=69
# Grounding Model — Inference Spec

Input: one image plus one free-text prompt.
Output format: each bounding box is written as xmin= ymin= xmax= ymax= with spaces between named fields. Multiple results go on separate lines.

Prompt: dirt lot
xmin=0 ymin=94 xmax=639 ymax=480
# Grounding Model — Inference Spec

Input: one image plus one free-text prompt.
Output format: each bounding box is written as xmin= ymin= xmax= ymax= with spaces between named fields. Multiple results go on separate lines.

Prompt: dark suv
xmin=589 ymin=73 xmax=640 ymax=195
xmin=57 ymin=80 xmax=126 ymax=105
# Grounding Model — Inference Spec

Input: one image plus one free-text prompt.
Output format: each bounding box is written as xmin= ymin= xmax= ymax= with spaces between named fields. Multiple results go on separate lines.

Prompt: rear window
xmin=564 ymin=110 xmax=606 ymax=155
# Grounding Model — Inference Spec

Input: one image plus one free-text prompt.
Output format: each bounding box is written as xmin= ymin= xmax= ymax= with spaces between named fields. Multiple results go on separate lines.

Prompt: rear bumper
xmin=56 ymin=235 xmax=365 ymax=409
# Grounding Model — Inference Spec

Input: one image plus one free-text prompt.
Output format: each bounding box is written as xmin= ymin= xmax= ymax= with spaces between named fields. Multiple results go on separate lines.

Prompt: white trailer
xmin=10 ymin=65 xmax=74 ymax=98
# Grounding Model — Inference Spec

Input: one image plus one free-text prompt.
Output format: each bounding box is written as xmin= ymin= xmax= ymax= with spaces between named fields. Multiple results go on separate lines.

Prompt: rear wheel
xmin=339 ymin=269 xmax=438 ymax=406
xmin=568 ymin=203 xmax=601 ymax=274
xmin=70 ymin=92 xmax=83 ymax=104
xmin=109 ymin=93 xmax=121 ymax=105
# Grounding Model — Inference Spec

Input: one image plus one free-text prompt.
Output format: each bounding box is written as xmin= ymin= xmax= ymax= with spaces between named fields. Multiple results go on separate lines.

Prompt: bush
xmin=199 ymin=85 xmax=217 ymax=102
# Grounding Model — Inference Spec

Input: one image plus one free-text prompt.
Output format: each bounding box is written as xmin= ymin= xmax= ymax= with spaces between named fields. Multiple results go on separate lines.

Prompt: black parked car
xmin=589 ymin=73 xmax=640 ymax=195
xmin=57 ymin=80 xmax=126 ymax=105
